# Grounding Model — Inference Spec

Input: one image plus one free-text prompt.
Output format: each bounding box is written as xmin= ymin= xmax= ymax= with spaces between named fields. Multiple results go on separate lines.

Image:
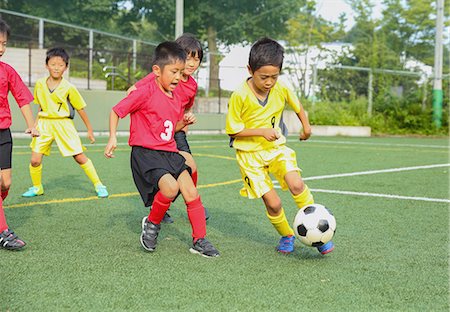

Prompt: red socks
xmin=191 ymin=171 xmax=198 ymax=186
xmin=186 ymin=196 xmax=206 ymax=241
xmin=0 ymin=196 xmax=8 ymax=232
xmin=148 ymin=192 xmax=172 ymax=224
xmin=1 ymin=188 xmax=9 ymax=200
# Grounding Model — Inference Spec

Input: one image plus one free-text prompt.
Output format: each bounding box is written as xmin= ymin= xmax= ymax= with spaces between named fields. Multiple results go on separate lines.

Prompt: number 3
xmin=160 ymin=120 xmax=173 ymax=141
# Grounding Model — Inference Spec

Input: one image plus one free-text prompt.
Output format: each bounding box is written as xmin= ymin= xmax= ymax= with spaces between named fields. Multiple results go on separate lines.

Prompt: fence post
xmin=367 ymin=70 xmax=373 ymax=117
xmin=88 ymin=30 xmax=93 ymax=90
xmin=28 ymin=42 xmax=32 ymax=87
xmin=38 ymin=19 xmax=44 ymax=49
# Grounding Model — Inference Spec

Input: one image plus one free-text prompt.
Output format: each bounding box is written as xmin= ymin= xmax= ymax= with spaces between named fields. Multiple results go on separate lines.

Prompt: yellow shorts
xmin=30 ymin=118 xmax=85 ymax=157
xmin=236 ymin=145 xmax=301 ymax=199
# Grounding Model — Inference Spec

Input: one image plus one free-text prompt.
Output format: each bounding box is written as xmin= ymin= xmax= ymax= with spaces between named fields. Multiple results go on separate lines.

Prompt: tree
xmin=126 ymin=0 xmax=304 ymax=91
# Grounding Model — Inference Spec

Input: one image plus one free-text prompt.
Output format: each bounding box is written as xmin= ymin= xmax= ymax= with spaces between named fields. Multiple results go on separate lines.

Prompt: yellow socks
xmin=266 ymin=208 xmax=294 ymax=237
xmin=30 ymin=163 xmax=43 ymax=189
xmin=80 ymin=159 xmax=102 ymax=187
xmin=293 ymin=184 xmax=314 ymax=209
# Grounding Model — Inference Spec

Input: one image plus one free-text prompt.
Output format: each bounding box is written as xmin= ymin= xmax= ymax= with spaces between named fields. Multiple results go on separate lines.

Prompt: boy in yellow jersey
xmin=225 ymin=37 xmax=334 ymax=255
xmin=22 ymin=47 xmax=108 ymax=198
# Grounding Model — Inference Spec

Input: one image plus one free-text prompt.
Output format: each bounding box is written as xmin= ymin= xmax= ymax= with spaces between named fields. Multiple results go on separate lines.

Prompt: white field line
xmin=273 ymin=163 xmax=450 ymax=203
xmin=12 ymin=138 xmax=449 ymax=149
xmin=310 ymin=189 xmax=450 ymax=203
xmin=303 ymin=163 xmax=450 ymax=181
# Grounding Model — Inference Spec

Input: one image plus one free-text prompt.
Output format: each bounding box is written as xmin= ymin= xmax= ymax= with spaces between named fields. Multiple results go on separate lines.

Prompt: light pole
xmin=432 ymin=0 xmax=444 ymax=128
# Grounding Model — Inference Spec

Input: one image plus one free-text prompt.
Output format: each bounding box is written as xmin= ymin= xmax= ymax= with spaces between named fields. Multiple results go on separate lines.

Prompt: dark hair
xmin=248 ymin=37 xmax=284 ymax=72
xmin=152 ymin=41 xmax=186 ymax=69
xmin=0 ymin=19 xmax=11 ymax=38
xmin=176 ymin=33 xmax=203 ymax=62
xmin=46 ymin=47 xmax=70 ymax=65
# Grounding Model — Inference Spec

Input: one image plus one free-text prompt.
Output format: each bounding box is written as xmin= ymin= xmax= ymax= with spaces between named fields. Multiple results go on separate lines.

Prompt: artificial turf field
xmin=1 ymin=134 xmax=449 ymax=311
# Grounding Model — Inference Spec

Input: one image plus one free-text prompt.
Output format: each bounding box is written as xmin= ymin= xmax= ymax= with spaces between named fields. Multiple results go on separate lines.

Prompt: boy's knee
xmin=161 ymin=184 xmax=179 ymax=199
xmin=183 ymin=187 xmax=199 ymax=202
xmin=30 ymin=159 xmax=41 ymax=167
xmin=289 ymin=180 xmax=305 ymax=195
xmin=1 ymin=180 xmax=11 ymax=191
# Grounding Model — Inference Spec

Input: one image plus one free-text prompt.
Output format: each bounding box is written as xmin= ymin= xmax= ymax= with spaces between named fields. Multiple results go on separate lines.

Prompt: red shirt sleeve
xmin=134 ymin=73 xmax=155 ymax=89
xmin=113 ymin=85 xmax=148 ymax=118
xmin=8 ymin=66 xmax=33 ymax=107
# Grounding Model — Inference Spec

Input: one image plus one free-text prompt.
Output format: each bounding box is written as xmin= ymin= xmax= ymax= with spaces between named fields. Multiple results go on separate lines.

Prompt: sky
xmin=315 ymin=0 xmax=384 ymax=30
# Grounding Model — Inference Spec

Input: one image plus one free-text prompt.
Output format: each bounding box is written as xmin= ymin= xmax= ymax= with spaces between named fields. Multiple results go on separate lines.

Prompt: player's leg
xmin=74 ymin=153 xmax=108 ymax=198
xmin=22 ymin=152 xmax=44 ymax=197
xmin=0 ymin=128 xmax=13 ymax=200
xmin=262 ymin=189 xmax=295 ymax=253
xmin=284 ymin=171 xmax=314 ymax=208
xmin=178 ymin=170 xmax=219 ymax=257
xmin=0 ymin=169 xmax=25 ymax=250
xmin=1 ymin=168 xmax=11 ymax=200
xmin=140 ymin=174 xmax=177 ymax=252
xmin=279 ymin=150 xmax=333 ymax=255
xmin=23 ymin=120 xmax=53 ymax=197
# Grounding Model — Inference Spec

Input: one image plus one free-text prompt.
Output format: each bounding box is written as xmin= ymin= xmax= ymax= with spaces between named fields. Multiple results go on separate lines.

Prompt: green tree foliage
xmin=125 ymin=0 xmax=304 ymax=90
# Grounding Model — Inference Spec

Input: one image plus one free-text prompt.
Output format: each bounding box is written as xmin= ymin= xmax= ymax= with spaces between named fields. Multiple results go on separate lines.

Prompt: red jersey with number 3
xmin=135 ymin=72 xmax=197 ymax=111
xmin=113 ymin=75 xmax=183 ymax=152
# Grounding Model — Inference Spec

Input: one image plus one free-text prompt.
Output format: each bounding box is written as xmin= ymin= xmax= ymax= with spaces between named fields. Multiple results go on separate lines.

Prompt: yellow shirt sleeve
xmin=225 ymin=91 xmax=245 ymax=135
xmin=67 ymin=85 xmax=87 ymax=110
xmin=281 ymin=82 xmax=301 ymax=113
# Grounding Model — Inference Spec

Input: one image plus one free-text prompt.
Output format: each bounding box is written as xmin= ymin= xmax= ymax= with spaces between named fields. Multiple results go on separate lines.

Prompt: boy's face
xmin=183 ymin=52 xmax=201 ymax=77
xmin=153 ymin=60 xmax=185 ymax=93
xmin=248 ymin=65 xmax=280 ymax=94
xmin=46 ymin=56 xmax=67 ymax=79
xmin=0 ymin=32 xmax=7 ymax=58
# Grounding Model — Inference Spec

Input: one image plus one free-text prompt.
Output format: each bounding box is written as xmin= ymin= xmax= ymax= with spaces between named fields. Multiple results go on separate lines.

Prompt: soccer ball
xmin=293 ymin=204 xmax=336 ymax=247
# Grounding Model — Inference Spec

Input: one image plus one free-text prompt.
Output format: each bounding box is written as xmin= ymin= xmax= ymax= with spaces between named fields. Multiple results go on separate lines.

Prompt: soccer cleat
xmin=0 ymin=229 xmax=26 ymax=250
xmin=189 ymin=238 xmax=220 ymax=258
xmin=22 ymin=186 xmax=44 ymax=197
xmin=317 ymin=241 xmax=334 ymax=255
xmin=204 ymin=206 xmax=210 ymax=221
xmin=140 ymin=217 xmax=160 ymax=252
xmin=162 ymin=212 xmax=174 ymax=224
xmin=95 ymin=184 xmax=109 ymax=198
xmin=277 ymin=235 xmax=295 ymax=254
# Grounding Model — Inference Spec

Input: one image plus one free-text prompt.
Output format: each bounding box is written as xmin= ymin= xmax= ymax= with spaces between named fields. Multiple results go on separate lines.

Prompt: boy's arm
xmin=77 ymin=109 xmax=95 ymax=143
xmin=229 ymin=128 xmax=280 ymax=142
xmin=20 ymin=104 xmax=39 ymax=137
xmin=297 ymin=104 xmax=311 ymax=141
xmin=175 ymin=112 xmax=196 ymax=132
xmin=104 ymin=110 xmax=120 ymax=158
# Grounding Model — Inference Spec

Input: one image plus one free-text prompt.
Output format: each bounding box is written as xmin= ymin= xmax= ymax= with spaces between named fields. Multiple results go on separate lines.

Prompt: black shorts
xmin=0 ymin=128 xmax=13 ymax=170
xmin=131 ymin=146 xmax=189 ymax=207
xmin=174 ymin=131 xmax=191 ymax=154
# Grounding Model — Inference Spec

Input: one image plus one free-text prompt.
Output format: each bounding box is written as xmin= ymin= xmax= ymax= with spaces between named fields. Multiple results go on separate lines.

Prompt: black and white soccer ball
xmin=293 ymin=204 xmax=336 ymax=247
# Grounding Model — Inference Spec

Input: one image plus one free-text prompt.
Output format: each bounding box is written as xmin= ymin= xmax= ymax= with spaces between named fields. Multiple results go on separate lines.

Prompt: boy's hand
xmin=87 ymin=130 xmax=95 ymax=144
xmin=299 ymin=127 xmax=311 ymax=141
xmin=25 ymin=127 xmax=40 ymax=137
xmin=104 ymin=137 xmax=117 ymax=158
xmin=263 ymin=128 xmax=281 ymax=142
xmin=183 ymin=112 xmax=196 ymax=125
xmin=126 ymin=85 xmax=137 ymax=95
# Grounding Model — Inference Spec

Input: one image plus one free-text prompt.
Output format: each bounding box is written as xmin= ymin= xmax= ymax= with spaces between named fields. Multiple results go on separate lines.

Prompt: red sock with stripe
xmin=0 ymin=197 xmax=8 ymax=232
xmin=148 ymin=192 xmax=172 ymax=224
xmin=186 ymin=196 xmax=206 ymax=242
xmin=191 ymin=171 xmax=198 ymax=186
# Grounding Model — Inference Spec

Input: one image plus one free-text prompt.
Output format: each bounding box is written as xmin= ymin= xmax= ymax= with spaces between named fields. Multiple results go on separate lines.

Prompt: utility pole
xmin=432 ymin=0 xmax=444 ymax=128
xmin=175 ymin=0 xmax=184 ymax=39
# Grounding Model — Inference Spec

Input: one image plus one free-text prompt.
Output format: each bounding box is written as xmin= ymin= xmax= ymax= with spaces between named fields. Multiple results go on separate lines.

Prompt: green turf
xmin=1 ymin=135 xmax=449 ymax=311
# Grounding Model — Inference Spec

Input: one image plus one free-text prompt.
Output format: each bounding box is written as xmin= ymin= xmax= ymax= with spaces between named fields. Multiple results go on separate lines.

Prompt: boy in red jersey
xmin=0 ymin=19 xmax=39 ymax=250
xmin=128 ymin=33 xmax=208 ymax=223
xmin=104 ymin=41 xmax=219 ymax=258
